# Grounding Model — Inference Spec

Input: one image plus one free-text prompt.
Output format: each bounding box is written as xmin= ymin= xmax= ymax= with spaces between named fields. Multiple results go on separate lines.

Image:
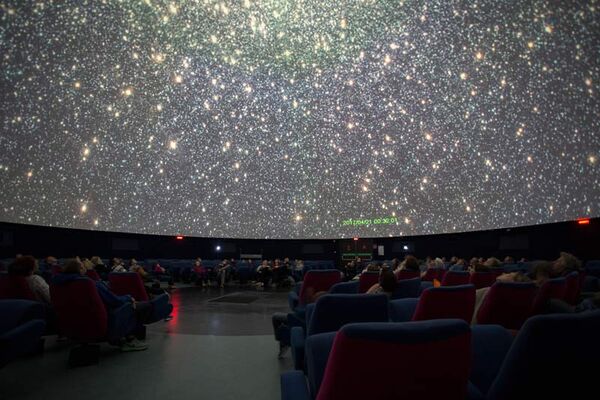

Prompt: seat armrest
xmin=0 ymin=319 xmax=46 ymax=366
xmin=281 ymin=371 xmax=311 ymax=400
xmin=291 ymin=327 xmax=306 ymax=370
xmin=305 ymin=331 xmax=336 ymax=396
xmin=389 ymin=298 xmax=419 ymax=322
xmin=288 ymin=291 xmax=300 ymax=311
xmin=470 ymin=324 xmax=514 ymax=396
xmin=420 ymin=281 xmax=433 ymax=293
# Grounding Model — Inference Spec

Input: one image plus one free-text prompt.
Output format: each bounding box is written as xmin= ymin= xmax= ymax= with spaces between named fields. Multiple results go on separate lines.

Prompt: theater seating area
xmin=0 ymin=257 xmax=599 ymax=399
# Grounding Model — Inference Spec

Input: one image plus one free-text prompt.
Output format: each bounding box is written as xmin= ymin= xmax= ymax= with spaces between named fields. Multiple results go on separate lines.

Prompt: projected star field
xmin=0 ymin=0 xmax=598 ymax=239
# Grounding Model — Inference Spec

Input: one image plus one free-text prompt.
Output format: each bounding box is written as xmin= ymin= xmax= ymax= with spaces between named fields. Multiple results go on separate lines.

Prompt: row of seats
xmin=0 ymin=271 xmax=173 ymax=367
xmin=284 ymin=270 xmax=584 ymax=373
xmin=282 ymin=311 xmax=600 ymax=399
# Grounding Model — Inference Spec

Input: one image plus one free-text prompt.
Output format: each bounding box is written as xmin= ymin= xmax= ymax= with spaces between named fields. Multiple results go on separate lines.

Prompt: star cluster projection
xmin=0 ymin=0 xmax=598 ymax=239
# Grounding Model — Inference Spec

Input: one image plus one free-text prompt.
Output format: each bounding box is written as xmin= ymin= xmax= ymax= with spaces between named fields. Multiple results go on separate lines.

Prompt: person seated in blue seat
xmin=215 ymin=259 xmax=231 ymax=288
xmin=551 ymin=252 xmax=582 ymax=278
xmin=90 ymin=256 xmax=109 ymax=275
xmin=394 ymin=254 xmax=420 ymax=275
xmin=54 ymin=258 xmax=151 ymax=351
xmin=255 ymin=260 xmax=272 ymax=289
xmin=9 ymin=255 xmax=51 ymax=305
xmin=366 ymin=267 xmax=397 ymax=297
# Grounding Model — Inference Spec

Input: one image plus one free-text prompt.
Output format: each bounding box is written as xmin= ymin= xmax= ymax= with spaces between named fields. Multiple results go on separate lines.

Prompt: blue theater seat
xmin=390 ymin=277 xmax=421 ymax=299
xmin=390 ymin=284 xmax=475 ymax=323
xmin=469 ymin=310 xmax=600 ymax=399
xmin=290 ymin=294 xmax=389 ymax=370
xmin=282 ymin=320 xmax=472 ymax=400
xmin=329 ymin=281 xmax=359 ymax=294
xmin=0 ymin=300 xmax=46 ymax=367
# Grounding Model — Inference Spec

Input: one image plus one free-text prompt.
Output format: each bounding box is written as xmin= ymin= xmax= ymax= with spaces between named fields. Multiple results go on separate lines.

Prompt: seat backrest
xmin=421 ymin=268 xmax=445 ymax=282
xmin=469 ymin=272 xmax=497 ymax=289
xmin=329 ymin=281 xmax=359 ymax=294
xmin=396 ymin=269 xmax=420 ymax=280
xmin=298 ymin=270 xmax=342 ymax=305
xmin=486 ymin=311 xmax=600 ymax=400
xmin=108 ymin=272 xmax=149 ymax=301
xmin=413 ymin=285 xmax=475 ymax=323
xmin=476 ymin=282 xmax=537 ymax=329
xmin=563 ymin=272 xmax=580 ymax=305
xmin=442 ymin=271 xmax=470 ymax=286
xmin=50 ymin=278 xmax=108 ymax=341
xmin=0 ymin=274 xmax=36 ymax=301
xmin=315 ymin=320 xmax=471 ymax=400
xmin=530 ymin=277 xmax=566 ymax=315
xmin=358 ymin=272 xmax=380 ymax=293
xmin=86 ymin=270 xmax=101 ymax=281
xmin=307 ymin=294 xmax=389 ymax=336
xmin=391 ymin=277 xmax=421 ymax=299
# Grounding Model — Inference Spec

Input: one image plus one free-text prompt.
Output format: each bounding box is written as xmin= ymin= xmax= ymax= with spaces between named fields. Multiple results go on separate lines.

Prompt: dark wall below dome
xmin=0 ymin=219 xmax=598 ymax=264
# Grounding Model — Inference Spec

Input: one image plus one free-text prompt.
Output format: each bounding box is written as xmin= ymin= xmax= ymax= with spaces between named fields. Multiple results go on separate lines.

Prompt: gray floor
xmin=0 ymin=286 xmax=294 ymax=400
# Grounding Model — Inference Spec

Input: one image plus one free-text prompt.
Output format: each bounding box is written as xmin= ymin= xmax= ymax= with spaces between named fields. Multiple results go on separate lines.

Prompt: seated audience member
xmin=216 ymin=259 xmax=231 ymax=288
xmin=367 ymin=267 xmax=398 ymax=297
xmin=152 ymin=262 xmax=174 ymax=288
xmin=391 ymin=258 xmax=400 ymax=270
xmin=529 ymin=261 xmax=553 ymax=286
xmin=547 ymin=292 xmax=600 ymax=314
xmin=111 ymin=258 xmax=127 ymax=273
xmin=421 ymin=257 xmax=444 ymax=278
xmin=449 ymin=256 xmax=459 ymax=266
xmin=504 ymin=256 xmax=515 ymax=264
xmin=8 ymin=255 xmax=51 ymax=305
xmin=256 ymin=260 xmax=272 ymax=289
xmin=293 ymin=259 xmax=304 ymax=281
xmin=82 ymin=258 xmax=95 ymax=271
xmin=54 ymin=259 xmax=150 ymax=351
xmin=42 ymin=256 xmax=61 ymax=280
xmin=343 ymin=260 xmax=357 ymax=279
xmin=129 ymin=259 xmax=151 ymax=282
xmin=449 ymin=258 xmax=467 ymax=271
xmin=192 ymin=258 xmax=209 ymax=287
xmin=472 ymin=271 xmax=532 ymax=324
xmin=90 ymin=256 xmax=109 ymax=274
xmin=395 ymin=255 xmax=420 ymax=275
xmin=271 ymin=259 xmax=283 ymax=285
xmin=468 ymin=260 xmax=490 ymax=273
xmin=483 ymin=257 xmax=502 ymax=270
xmin=551 ymin=252 xmax=582 ymax=277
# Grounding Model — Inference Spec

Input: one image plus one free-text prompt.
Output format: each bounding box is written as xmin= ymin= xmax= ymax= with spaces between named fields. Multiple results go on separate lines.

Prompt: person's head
xmin=484 ymin=257 xmax=501 ymax=269
xmin=430 ymin=258 xmax=444 ymax=269
xmin=496 ymin=271 xmax=531 ymax=283
xmin=532 ymin=261 xmax=553 ymax=285
xmin=261 ymin=260 xmax=268 ymax=266
xmin=284 ymin=257 xmax=289 ymax=263
xmin=63 ymin=258 xmax=85 ymax=275
xmin=82 ymin=258 xmax=94 ymax=270
xmin=469 ymin=257 xmax=479 ymax=267
xmin=470 ymin=262 xmax=490 ymax=273
xmin=112 ymin=258 xmax=121 ymax=266
xmin=8 ymin=255 xmax=37 ymax=276
xmin=456 ymin=258 xmax=466 ymax=266
xmin=503 ymin=256 xmax=515 ymax=264
xmin=90 ymin=256 xmax=102 ymax=266
xmin=130 ymin=258 xmax=138 ymax=266
xmin=379 ymin=268 xmax=398 ymax=293
xmin=553 ymin=252 xmax=581 ymax=276
xmin=366 ymin=263 xmax=379 ymax=272
xmin=450 ymin=256 xmax=458 ymax=264
xmin=195 ymin=259 xmax=202 ymax=266
xmin=46 ymin=256 xmax=58 ymax=266
xmin=404 ymin=255 xmax=419 ymax=271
